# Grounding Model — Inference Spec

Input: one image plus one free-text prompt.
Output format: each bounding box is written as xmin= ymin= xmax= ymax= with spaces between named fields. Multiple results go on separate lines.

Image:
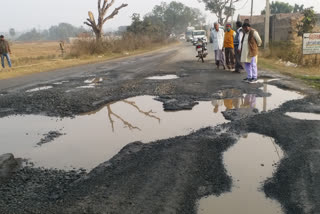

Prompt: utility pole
xmin=264 ymin=0 xmax=270 ymax=49
xmin=250 ymin=0 xmax=254 ymax=23
xmin=230 ymin=0 xmax=234 ymax=28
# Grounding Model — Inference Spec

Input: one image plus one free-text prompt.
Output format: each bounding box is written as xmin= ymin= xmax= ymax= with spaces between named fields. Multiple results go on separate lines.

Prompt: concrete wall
xmin=237 ymin=13 xmax=320 ymax=42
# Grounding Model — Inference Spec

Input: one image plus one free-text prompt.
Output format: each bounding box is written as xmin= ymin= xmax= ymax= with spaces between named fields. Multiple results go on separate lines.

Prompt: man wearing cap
xmin=240 ymin=23 xmax=262 ymax=83
xmin=0 ymin=35 xmax=12 ymax=69
xmin=223 ymin=23 xmax=236 ymax=71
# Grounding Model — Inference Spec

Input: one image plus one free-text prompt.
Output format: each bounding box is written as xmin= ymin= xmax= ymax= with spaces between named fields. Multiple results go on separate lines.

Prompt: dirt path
xmin=0 ymin=43 xmax=319 ymax=214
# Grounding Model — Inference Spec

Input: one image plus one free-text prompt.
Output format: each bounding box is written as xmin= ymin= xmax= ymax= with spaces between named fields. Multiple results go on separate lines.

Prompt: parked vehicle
xmin=192 ymin=30 xmax=207 ymax=45
xmin=186 ymin=26 xmax=195 ymax=42
xmin=195 ymin=38 xmax=208 ymax=63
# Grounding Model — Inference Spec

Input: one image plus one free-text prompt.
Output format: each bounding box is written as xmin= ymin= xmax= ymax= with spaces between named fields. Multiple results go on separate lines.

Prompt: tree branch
xmin=103 ymin=3 xmax=128 ymax=24
xmin=123 ymin=100 xmax=161 ymax=123
xmin=84 ymin=22 xmax=93 ymax=27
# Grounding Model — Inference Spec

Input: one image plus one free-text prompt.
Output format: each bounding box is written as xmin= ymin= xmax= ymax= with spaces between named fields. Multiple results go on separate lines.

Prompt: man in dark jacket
xmin=0 ymin=35 xmax=12 ymax=69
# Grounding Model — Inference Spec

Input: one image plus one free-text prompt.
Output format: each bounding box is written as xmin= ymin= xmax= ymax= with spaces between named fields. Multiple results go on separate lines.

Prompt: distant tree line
xmin=17 ymin=23 xmax=86 ymax=41
xmin=126 ymin=1 xmax=206 ymax=39
xmin=261 ymin=2 xmax=305 ymax=15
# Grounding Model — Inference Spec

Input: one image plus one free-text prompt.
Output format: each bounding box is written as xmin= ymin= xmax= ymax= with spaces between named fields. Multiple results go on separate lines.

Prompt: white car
xmin=192 ymin=30 xmax=208 ymax=45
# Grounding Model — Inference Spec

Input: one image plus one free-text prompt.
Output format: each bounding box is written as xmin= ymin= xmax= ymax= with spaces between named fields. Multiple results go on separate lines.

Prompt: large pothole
xmin=197 ymin=133 xmax=284 ymax=214
xmin=0 ymin=96 xmax=226 ymax=170
xmin=0 ymin=84 xmax=305 ymax=172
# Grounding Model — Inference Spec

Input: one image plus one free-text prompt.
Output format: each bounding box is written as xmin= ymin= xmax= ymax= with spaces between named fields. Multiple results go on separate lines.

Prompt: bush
xmin=267 ymin=41 xmax=302 ymax=64
xmin=69 ymin=33 xmax=172 ymax=58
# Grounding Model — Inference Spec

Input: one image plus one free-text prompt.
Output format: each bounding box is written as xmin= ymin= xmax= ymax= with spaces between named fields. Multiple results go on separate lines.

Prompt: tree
xmin=48 ymin=23 xmax=85 ymax=40
xmin=84 ymin=0 xmax=128 ymax=41
xmin=261 ymin=1 xmax=294 ymax=14
xmin=198 ymin=0 xmax=241 ymax=25
xmin=145 ymin=1 xmax=205 ymax=35
xmin=9 ymin=28 xmax=16 ymax=38
xmin=293 ymin=4 xmax=304 ymax=13
xmin=17 ymin=29 xmax=44 ymax=41
xmin=297 ymin=7 xmax=317 ymax=36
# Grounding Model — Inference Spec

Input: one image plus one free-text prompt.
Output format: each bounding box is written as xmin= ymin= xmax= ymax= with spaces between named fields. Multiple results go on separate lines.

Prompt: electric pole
xmin=264 ymin=0 xmax=270 ymax=49
xmin=231 ymin=0 xmax=234 ymax=28
xmin=250 ymin=0 xmax=254 ymax=23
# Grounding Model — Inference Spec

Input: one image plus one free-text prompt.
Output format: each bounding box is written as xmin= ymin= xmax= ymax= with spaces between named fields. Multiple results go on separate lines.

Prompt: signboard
xmin=303 ymin=33 xmax=320 ymax=55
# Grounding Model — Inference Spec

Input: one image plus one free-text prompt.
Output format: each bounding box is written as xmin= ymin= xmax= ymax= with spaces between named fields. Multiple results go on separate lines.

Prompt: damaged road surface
xmin=0 ymin=44 xmax=320 ymax=214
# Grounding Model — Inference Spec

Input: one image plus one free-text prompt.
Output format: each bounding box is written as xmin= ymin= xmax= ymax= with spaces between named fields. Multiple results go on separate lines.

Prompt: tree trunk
xmin=95 ymin=30 xmax=102 ymax=42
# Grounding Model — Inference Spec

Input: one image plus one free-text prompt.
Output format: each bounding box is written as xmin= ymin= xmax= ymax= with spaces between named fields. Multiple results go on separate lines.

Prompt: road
xmin=0 ymin=43 xmax=319 ymax=214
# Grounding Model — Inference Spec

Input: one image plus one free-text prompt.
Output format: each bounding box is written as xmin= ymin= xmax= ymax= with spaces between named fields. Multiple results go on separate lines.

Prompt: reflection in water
xmin=286 ymin=112 xmax=320 ymax=121
xmin=0 ymin=96 xmax=226 ymax=170
xmin=211 ymin=84 xmax=304 ymax=113
xmin=146 ymin=75 xmax=179 ymax=80
xmin=197 ymin=134 xmax=284 ymax=214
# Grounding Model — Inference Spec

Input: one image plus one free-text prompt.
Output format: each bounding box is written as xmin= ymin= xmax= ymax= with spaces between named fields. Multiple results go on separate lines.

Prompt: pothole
xmin=146 ymin=75 xmax=179 ymax=80
xmin=84 ymin=78 xmax=103 ymax=84
xmin=0 ymin=96 xmax=226 ymax=171
xmin=286 ymin=112 xmax=320 ymax=120
xmin=53 ymin=81 xmax=69 ymax=85
xmin=26 ymin=86 xmax=53 ymax=93
xmin=197 ymin=133 xmax=284 ymax=214
xmin=211 ymin=84 xmax=304 ymax=112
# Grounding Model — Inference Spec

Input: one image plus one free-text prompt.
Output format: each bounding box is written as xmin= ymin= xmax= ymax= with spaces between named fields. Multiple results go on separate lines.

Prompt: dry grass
xmin=259 ymin=57 xmax=320 ymax=89
xmin=0 ymin=39 xmax=176 ymax=80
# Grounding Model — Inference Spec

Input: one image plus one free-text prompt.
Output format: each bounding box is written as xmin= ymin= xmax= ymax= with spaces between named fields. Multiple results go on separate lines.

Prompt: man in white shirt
xmin=234 ymin=21 xmax=244 ymax=73
xmin=211 ymin=23 xmax=225 ymax=70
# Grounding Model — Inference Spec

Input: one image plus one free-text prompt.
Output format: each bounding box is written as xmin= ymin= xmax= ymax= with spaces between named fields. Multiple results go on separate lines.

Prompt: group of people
xmin=0 ymin=35 xmax=12 ymax=70
xmin=210 ymin=21 xmax=262 ymax=83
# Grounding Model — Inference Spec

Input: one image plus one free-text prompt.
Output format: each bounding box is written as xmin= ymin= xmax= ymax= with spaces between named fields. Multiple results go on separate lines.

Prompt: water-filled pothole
xmin=211 ymin=84 xmax=304 ymax=112
xmin=0 ymin=96 xmax=226 ymax=170
xmin=146 ymin=75 xmax=179 ymax=80
xmin=26 ymin=86 xmax=53 ymax=93
xmin=286 ymin=112 xmax=320 ymax=120
xmin=197 ymin=133 xmax=284 ymax=214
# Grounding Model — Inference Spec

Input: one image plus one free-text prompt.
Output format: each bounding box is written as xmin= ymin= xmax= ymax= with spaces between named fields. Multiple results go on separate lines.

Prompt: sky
xmin=0 ymin=0 xmax=319 ymax=32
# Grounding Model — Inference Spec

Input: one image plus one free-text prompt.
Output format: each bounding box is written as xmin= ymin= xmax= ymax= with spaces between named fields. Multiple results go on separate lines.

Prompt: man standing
xmin=234 ymin=21 xmax=244 ymax=73
xmin=223 ymin=24 xmax=236 ymax=71
xmin=0 ymin=35 xmax=12 ymax=69
xmin=240 ymin=23 xmax=262 ymax=83
xmin=211 ymin=23 xmax=225 ymax=70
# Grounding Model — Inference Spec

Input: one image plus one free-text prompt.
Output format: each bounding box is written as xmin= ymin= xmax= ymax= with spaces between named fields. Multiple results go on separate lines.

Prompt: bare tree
xmin=84 ymin=0 xmax=128 ymax=41
xmin=199 ymin=0 xmax=241 ymax=25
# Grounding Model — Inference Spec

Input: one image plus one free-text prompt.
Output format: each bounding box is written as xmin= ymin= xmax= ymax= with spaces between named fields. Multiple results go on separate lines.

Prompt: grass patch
xmin=259 ymin=57 xmax=320 ymax=90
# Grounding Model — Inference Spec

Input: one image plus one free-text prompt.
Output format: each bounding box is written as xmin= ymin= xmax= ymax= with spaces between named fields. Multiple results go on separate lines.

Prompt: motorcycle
xmin=195 ymin=39 xmax=208 ymax=63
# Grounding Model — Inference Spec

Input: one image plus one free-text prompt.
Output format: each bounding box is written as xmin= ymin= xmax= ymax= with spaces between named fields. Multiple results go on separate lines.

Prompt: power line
xmin=235 ymin=0 xmax=250 ymax=10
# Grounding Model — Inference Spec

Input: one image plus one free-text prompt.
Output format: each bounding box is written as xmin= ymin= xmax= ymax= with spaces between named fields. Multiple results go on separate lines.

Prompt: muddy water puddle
xmin=0 ymin=96 xmax=226 ymax=170
xmin=146 ymin=75 xmax=179 ymax=80
xmin=212 ymin=84 xmax=304 ymax=112
xmin=286 ymin=112 xmax=320 ymax=120
xmin=197 ymin=134 xmax=284 ymax=214
xmin=26 ymin=86 xmax=53 ymax=93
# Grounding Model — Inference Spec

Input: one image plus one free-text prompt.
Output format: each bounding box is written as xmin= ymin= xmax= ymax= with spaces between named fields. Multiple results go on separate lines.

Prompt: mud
xmin=36 ymin=131 xmax=65 ymax=147
xmin=0 ymin=43 xmax=319 ymax=214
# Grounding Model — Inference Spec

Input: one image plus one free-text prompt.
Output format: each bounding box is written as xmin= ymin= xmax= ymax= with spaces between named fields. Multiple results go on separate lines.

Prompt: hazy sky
xmin=1 ymin=0 xmax=319 ymax=32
